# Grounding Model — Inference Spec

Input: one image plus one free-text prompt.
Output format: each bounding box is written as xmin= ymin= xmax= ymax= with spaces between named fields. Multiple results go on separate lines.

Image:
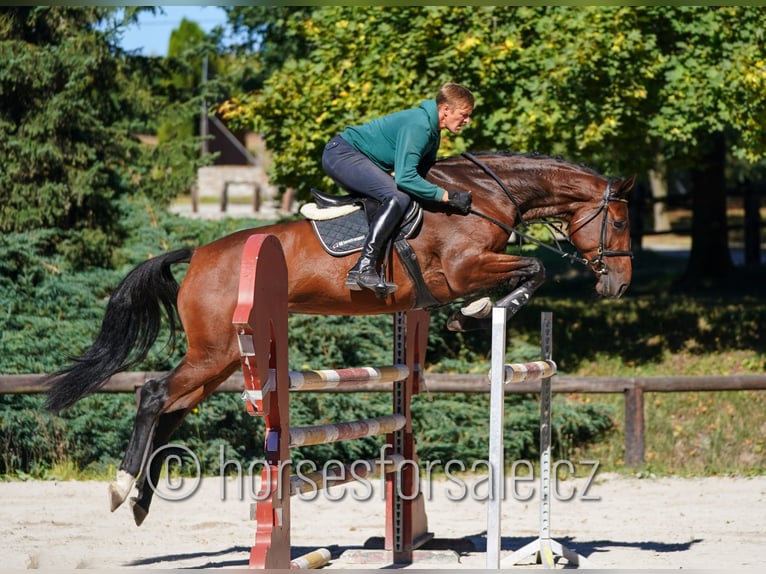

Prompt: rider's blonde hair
xmin=436 ymin=82 xmax=475 ymax=109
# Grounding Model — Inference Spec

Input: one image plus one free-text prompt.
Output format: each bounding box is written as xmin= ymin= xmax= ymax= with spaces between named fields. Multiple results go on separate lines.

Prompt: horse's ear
xmin=613 ymin=174 xmax=637 ymax=197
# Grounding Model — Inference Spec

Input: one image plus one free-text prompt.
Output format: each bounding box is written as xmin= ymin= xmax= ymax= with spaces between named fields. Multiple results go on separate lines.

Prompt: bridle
xmin=567 ymin=180 xmax=632 ymax=274
xmin=461 ymin=152 xmax=633 ymax=276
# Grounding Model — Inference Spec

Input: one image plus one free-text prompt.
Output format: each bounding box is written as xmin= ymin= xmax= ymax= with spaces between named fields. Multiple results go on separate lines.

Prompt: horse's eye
xmin=613 ymin=220 xmax=627 ymax=231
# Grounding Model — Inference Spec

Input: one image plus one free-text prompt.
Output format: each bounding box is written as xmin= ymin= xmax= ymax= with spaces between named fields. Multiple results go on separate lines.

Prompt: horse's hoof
xmin=130 ymin=497 xmax=148 ymax=527
xmin=446 ymin=312 xmax=492 ymax=332
xmin=108 ymin=469 xmax=135 ymax=512
xmin=108 ymin=484 xmax=126 ymax=512
xmin=461 ymin=296 xmax=492 ymax=318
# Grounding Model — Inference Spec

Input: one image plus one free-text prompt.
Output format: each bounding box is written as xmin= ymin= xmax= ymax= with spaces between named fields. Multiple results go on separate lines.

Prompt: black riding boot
xmin=346 ymin=198 xmax=403 ymax=294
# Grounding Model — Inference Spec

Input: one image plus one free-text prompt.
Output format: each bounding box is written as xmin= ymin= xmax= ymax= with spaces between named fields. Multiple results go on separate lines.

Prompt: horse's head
xmin=567 ymin=175 xmax=636 ymax=298
xmin=427 ymin=152 xmax=637 ymax=307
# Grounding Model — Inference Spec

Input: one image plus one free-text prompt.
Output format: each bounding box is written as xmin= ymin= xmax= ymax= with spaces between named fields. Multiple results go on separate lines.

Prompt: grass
xmin=527 ymin=244 xmax=766 ymax=478
xmin=3 ymin=460 xmax=117 ymax=482
xmin=563 ymin=377 xmax=766 ymax=478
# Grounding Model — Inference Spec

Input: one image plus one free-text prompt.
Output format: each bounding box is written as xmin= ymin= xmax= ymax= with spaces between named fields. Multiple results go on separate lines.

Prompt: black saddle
xmin=307 ymin=189 xmax=423 ymax=256
xmin=304 ymin=189 xmax=439 ymax=309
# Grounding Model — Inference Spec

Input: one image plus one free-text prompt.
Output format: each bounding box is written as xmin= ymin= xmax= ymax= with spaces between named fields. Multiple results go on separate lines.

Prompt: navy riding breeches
xmin=322 ymin=135 xmax=411 ymax=214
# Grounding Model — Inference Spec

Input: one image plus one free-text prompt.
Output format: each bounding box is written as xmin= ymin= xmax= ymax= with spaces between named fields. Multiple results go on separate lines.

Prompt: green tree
xmin=223 ymin=6 xmax=316 ymax=92
xmin=159 ymin=18 xmax=233 ymax=147
xmin=642 ymin=6 xmax=766 ymax=284
xmin=157 ymin=18 xmax=209 ymax=144
xmin=224 ymin=6 xmax=766 ymax=284
xmin=0 ymin=6 xmax=130 ymax=236
xmin=0 ymin=7 xmax=214 ymax=264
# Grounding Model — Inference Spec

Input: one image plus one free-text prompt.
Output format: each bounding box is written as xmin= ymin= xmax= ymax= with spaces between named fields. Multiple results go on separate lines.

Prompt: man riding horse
xmin=322 ymin=82 xmax=475 ymax=295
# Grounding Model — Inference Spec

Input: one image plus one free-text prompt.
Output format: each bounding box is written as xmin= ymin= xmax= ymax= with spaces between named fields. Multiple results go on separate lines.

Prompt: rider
xmin=322 ymin=82 xmax=475 ymax=294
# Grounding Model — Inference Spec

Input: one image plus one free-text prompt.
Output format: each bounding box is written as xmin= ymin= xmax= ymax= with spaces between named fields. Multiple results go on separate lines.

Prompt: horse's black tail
xmin=44 ymin=248 xmax=194 ymax=413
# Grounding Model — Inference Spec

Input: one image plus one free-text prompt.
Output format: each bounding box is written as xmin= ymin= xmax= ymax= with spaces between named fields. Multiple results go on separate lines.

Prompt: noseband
xmin=461 ymin=152 xmax=632 ymax=275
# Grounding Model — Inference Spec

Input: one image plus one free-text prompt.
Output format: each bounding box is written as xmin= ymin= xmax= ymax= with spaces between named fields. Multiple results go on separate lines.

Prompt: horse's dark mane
xmin=437 ymin=150 xmax=603 ymax=178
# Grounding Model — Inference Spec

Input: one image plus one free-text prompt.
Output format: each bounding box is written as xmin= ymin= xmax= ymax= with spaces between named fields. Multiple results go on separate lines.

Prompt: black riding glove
xmin=447 ymin=190 xmax=472 ymax=214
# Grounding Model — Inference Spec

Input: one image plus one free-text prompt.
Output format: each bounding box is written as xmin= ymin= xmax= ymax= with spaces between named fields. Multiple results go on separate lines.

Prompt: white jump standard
xmin=487 ymin=309 xmax=595 ymax=569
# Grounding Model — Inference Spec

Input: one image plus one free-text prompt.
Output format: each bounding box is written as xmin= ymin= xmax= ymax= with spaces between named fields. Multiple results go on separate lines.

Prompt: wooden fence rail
xmin=4 ymin=372 xmax=766 ymax=467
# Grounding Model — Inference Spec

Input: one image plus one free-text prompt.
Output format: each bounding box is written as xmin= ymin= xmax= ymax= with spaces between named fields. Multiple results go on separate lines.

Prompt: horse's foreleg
xmin=108 ymin=377 xmax=168 ymax=512
xmin=130 ymin=409 xmax=188 ymax=526
xmin=447 ymin=257 xmax=546 ymax=331
xmin=495 ymin=261 xmax=546 ymax=318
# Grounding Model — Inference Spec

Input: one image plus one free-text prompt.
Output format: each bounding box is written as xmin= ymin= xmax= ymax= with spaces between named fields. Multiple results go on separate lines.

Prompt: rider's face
xmin=439 ymin=103 xmax=473 ymax=134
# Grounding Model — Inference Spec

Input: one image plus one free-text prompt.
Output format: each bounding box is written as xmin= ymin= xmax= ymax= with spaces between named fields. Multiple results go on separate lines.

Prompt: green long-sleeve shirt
xmin=340 ymin=99 xmax=445 ymax=202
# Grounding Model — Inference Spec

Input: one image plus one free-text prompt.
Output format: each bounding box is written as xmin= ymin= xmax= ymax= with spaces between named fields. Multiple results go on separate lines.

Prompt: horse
xmin=44 ymin=151 xmax=634 ymax=526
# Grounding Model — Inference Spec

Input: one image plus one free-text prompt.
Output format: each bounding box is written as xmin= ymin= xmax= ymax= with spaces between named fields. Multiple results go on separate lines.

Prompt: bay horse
xmin=44 ymin=152 xmax=634 ymax=525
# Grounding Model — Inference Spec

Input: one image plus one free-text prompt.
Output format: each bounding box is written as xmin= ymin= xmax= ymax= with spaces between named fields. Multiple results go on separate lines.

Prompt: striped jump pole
xmin=290 ymin=548 xmax=332 ymax=570
xmin=288 ymin=365 xmax=410 ymax=391
xmin=233 ymin=234 xmax=431 ymax=570
xmin=241 ymin=365 xmax=409 ymax=411
xmin=289 ymin=414 xmax=406 ymax=448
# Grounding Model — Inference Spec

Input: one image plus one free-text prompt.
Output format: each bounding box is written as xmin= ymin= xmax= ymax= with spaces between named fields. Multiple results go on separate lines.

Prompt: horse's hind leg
xmin=109 ymin=357 xmax=239 ymax=522
xmin=111 ymin=241 xmax=244 ymax=519
xmin=128 ymin=370 xmax=237 ymax=525
xmin=108 ymin=375 xmax=171 ymax=512
xmin=129 ymin=409 xmax=188 ymax=526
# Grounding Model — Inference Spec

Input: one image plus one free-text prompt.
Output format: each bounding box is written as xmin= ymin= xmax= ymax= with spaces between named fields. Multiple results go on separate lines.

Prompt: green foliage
xmin=287 ymin=314 xmax=393 ymax=370
xmin=175 ymin=393 xmax=263 ymax=472
xmin=647 ymin=6 xmax=766 ymax=164
xmin=158 ymin=20 xmax=207 ymax=143
xmin=222 ymin=6 xmax=766 ymax=198
xmin=157 ymin=19 xmax=232 ymax=149
xmin=222 ymin=6 xmax=316 ymax=91
xmin=0 ymin=7 xmax=126 ymax=233
xmin=504 ymin=248 xmax=766 ymax=374
xmin=0 ymin=7 xmax=226 ymax=248
xmin=60 ymin=394 xmax=138 ymax=470
xmin=0 ymin=394 xmax=69 ymax=477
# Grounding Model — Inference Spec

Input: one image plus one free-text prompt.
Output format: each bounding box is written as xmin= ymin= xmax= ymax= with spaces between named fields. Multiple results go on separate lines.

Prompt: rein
xmin=460 ymin=152 xmax=632 ymax=275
